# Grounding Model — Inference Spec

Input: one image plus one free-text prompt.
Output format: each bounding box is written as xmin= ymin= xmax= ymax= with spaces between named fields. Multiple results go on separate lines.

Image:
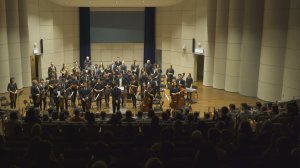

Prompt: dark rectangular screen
xmin=90 ymin=11 xmax=145 ymax=43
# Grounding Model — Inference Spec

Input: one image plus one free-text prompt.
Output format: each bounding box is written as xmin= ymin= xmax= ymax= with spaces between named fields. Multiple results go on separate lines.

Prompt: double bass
xmin=170 ymin=85 xmax=186 ymax=110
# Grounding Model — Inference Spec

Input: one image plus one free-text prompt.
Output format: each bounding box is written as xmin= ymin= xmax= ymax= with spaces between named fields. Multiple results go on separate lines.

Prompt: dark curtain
xmin=144 ymin=7 xmax=156 ymax=64
xmin=79 ymin=7 xmax=91 ymax=69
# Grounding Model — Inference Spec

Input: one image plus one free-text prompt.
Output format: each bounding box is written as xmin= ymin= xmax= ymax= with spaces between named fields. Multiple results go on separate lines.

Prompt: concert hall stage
xmin=0 ymin=81 xmax=257 ymax=117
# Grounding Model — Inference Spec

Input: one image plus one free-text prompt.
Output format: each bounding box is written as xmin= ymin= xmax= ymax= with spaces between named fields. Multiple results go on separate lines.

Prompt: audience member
xmin=69 ymin=108 xmax=85 ymax=122
xmin=122 ymin=110 xmax=136 ymax=122
xmin=144 ymin=157 xmax=164 ymax=168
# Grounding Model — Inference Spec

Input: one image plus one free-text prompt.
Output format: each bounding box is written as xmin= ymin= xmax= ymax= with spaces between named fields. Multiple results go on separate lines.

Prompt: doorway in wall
xmin=196 ymin=55 xmax=204 ymax=81
xmin=30 ymin=55 xmax=39 ymax=80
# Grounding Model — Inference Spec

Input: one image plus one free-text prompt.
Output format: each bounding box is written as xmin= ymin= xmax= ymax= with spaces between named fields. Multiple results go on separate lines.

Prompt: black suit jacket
xmin=111 ymin=87 xmax=121 ymax=101
xmin=31 ymin=85 xmax=40 ymax=99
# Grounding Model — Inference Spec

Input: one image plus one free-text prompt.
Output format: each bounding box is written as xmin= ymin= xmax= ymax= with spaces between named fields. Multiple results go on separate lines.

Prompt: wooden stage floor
xmin=0 ymin=81 xmax=258 ymax=118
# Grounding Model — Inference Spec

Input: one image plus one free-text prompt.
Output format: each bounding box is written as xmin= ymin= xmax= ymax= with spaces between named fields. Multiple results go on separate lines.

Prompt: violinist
xmin=94 ymin=79 xmax=104 ymax=110
xmin=129 ymin=75 xmax=139 ymax=109
xmin=7 ymin=77 xmax=18 ymax=109
xmin=80 ymin=82 xmax=92 ymax=112
xmin=68 ymin=75 xmax=79 ymax=108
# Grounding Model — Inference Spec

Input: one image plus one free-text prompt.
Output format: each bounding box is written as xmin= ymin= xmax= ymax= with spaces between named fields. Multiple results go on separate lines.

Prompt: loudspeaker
xmin=40 ymin=39 xmax=43 ymax=54
xmin=192 ymin=38 xmax=195 ymax=53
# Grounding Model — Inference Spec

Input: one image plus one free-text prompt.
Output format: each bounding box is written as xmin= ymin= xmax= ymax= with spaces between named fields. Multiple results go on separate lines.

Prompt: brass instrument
xmin=60 ymin=67 xmax=68 ymax=76
xmin=71 ymin=66 xmax=80 ymax=76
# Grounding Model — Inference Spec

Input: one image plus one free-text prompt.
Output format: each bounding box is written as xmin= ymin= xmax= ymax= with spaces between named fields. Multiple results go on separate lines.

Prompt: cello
xmin=177 ymin=85 xmax=186 ymax=109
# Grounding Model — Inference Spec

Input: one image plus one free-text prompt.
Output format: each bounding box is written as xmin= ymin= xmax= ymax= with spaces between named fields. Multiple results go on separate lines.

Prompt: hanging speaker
xmin=192 ymin=38 xmax=195 ymax=53
xmin=40 ymin=39 xmax=43 ymax=54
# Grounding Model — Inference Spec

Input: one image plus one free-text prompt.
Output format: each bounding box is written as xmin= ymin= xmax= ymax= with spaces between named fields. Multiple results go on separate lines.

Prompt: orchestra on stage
xmin=8 ymin=56 xmax=197 ymax=113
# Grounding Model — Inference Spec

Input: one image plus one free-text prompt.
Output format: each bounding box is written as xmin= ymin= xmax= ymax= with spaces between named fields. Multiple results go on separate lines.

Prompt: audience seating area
xmin=0 ymin=100 xmax=299 ymax=168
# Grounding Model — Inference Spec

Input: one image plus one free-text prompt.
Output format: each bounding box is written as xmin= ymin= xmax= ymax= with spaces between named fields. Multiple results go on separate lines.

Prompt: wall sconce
xmin=182 ymin=45 xmax=186 ymax=51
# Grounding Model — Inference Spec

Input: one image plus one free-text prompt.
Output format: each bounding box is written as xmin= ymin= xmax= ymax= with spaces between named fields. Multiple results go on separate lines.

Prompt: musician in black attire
xmin=48 ymin=77 xmax=56 ymax=107
xmin=166 ymin=65 xmax=174 ymax=85
xmin=148 ymin=75 xmax=157 ymax=97
xmin=131 ymin=60 xmax=139 ymax=77
xmin=39 ymin=79 xmax=48 ymax=111
xmin=31 ymin=80 xmax=40 ymax=108
xmin=68 ymin=75 xmax=79 ymax=108
xmin=93 ymin=64 xmax=100 ymax=78
xmin=123 ymin=71 xmax=132 ymax=99
xmin=94 ymin=79 xmax=104 ymax=110
xmin=80 ymin=82 xmax=92 ymax=112
xmin=115 ymin=73 xmax=126 ymax=107
xmin=185 ymin=73 xmax=194 ymax=100
xmin=7 ymin=77 xmax=18 ymax=109
xmin=176 ymin=73 xmax=186 ymax=88
xmin=53 ymin=82 xmax=64 ymax=112
xmin=80 ymin=70 xmax=91 ymax=84
xmin=170 ymin=80 xmax=180 ymax=96
xmin=139 ymin=71 xmax=148 ymax=93
xmin=144 ymin=83 xmax=155 ymax=110
xmin=102 ymin=74 xmax=111 ymax=107
xmin=121 ymin=61 xmax=127 ymax=74
xmin=129 ymin=76 xmax=139 ymax=108
xmin=60 ymin=78 xmax=69 ymax=110
xmin=111 ymin=82 xmax=122 ymax=113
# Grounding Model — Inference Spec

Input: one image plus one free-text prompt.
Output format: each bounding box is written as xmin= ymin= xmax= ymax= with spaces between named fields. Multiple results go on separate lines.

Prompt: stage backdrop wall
xmin=91 ymin=43 xmax=144 ymax=67
xmin=89 ymin=8 xmax=145 ymax=68
xmin=156 ymin=0 xmax=300 ymax=102
xmin=0 ymin=0 xmax=79 ymax=93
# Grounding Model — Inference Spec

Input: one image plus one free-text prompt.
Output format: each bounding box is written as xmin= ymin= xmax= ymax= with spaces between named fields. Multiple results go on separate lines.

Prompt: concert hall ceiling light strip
xmin=49 ymin=0 xmax=185 ymax=7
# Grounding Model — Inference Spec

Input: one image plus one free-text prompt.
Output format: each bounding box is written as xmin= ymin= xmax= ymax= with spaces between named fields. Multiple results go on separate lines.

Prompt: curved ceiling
xmin=49 ymin=0 xmax=185 ymax=7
